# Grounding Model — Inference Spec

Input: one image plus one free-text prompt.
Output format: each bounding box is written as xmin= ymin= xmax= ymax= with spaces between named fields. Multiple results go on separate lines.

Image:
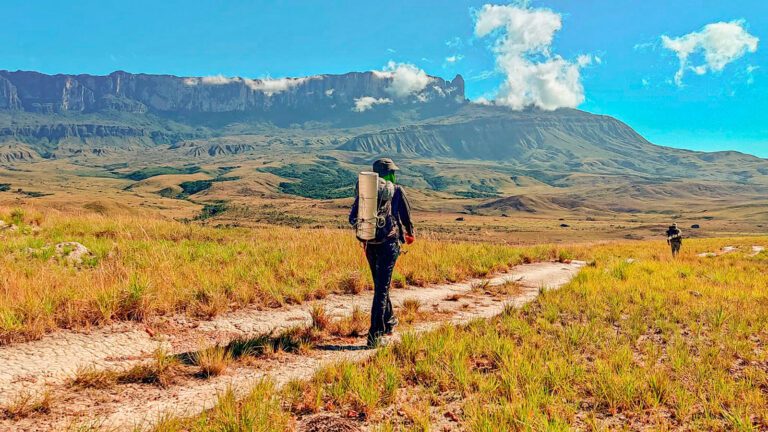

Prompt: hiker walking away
xmin=349 ymin=158 xmax=415 ymax=347
xmin=666 ymin=223 xmax=683 ymax=257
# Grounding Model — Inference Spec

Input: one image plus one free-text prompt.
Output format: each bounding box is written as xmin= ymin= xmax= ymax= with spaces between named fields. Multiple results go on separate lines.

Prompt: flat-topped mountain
xmin=0 ymin=70 xmax=464 ymax=115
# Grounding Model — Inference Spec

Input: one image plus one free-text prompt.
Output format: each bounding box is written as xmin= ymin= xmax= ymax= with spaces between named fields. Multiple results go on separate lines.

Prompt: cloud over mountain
xmin=474 ymin=3 xmax=592 ymax=111
xmin=352 ymin=96 xmax=392 ymax=112
xmin=184 ymin=75 xmax=316 ymax=96
xmin=662 ymin=20 xmax=759 ymax=86
xmin=374 ymin=61 xmax=432 ymax=98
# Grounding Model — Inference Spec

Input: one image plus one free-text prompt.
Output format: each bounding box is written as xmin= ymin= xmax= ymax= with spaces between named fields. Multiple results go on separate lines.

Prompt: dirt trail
xmin=1 ymin=261 xmax=583 ymax=431
xmin=697 ymin=245 xmax=765 ymax=258
xmin=697 ymin=245 xmax=738 ymax=257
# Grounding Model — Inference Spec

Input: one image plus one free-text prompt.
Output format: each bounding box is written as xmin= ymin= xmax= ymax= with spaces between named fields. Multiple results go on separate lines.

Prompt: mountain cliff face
xmin=0 ymin=70 xmax=465 ymax=115
xmin=0 ymin=76 xmax=22 ymax=110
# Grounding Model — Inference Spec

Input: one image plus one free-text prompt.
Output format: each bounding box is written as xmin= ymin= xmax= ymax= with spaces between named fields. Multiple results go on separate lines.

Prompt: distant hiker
xmin=349 ymin=158 xmax=415 ymax=347
xmin=666 ymin=223 xmax=683 ymax=257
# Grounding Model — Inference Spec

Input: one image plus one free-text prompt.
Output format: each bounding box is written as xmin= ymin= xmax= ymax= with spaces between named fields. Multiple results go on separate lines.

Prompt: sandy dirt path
xmin=697 ymin=245 xmax=765 ymax=257
xmin=1 ymin=261 xmax=583 ymax=431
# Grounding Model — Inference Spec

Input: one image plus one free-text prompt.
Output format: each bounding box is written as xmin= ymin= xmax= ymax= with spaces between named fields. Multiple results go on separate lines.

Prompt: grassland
xmin=2 ymin=154 xmax=767 ymax=247
xmin=153 ymin=237 xmax=768 ymax=431
xmin=0 ymin=207 xmax=566 ymax=344
xmin=122 ymin=166 xmax=203 ymax=182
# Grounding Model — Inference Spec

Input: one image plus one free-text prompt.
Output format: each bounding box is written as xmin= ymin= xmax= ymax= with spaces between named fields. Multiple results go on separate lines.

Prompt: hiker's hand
xmin=405 ymin=234 xmax=415 ymax=245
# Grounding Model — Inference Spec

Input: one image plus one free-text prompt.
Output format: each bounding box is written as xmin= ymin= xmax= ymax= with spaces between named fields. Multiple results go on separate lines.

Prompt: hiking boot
xmin=385 ymin=316 xmax=399 ymax=335
xmin=366 ymin=335 xmax=388 ymax=349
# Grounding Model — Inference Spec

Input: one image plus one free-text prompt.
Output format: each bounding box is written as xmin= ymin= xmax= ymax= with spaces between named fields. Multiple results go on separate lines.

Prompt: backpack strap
xmin=374 ymin=180 xmax=396 ymax=231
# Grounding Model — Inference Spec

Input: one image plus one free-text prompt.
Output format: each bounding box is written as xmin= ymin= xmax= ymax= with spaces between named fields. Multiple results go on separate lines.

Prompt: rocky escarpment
xmin=0 ymin=122 xmax=197 ymax=148
xmin=0 ymin=144 xmax=40 ymax=163
xmin=0 ymin=70 xmax=465 ymax=115
xmin=1 ymin=123 xmax=146 ymax=141
xmin=170 ymin=141 xmax=257 ymax=157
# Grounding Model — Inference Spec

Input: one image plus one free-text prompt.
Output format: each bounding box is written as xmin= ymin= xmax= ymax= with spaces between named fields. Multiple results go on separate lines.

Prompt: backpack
xmin=364 ymin=179 xmax=398 ymax=244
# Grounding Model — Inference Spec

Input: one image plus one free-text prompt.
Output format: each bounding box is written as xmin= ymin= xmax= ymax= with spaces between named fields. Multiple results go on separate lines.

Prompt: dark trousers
xmin=365 ymin=239 xmax=400 ymax=342
xmin=671 ymin=240 xmax=682 ymax=257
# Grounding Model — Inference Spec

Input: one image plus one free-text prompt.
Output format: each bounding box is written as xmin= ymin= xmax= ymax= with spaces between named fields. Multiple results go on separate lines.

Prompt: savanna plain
xmin=0 ymin=200 xmax=766 ymax=431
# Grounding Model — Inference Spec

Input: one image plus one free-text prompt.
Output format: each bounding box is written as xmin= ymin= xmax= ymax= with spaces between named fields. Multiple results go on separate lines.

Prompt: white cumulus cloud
xmin=661 ymin=20 xmax=759 ymax=86
xmin=445 ymin=55 xmax=464 ymax=63
xmin=352 ymin=96 xmax=392 ymax=112
xmin=471 ymin=97 xmax=493 ymax=106
xmin=200 ymin=75 xmax=236 ymax=85
xmin=474 ymin=4 xmax=592 ymax=111
xmin=248 ymin=77 xmax=313 ymax=95
xmin=374 ymin=61 xmax=432 ymax=98
xmin=183 ymin=75 xmax=317 ymax=96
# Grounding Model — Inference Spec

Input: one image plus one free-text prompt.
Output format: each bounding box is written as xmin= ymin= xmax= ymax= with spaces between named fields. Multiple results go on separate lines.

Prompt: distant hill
xmin=340 ymin=105 xmax=768 ymax=183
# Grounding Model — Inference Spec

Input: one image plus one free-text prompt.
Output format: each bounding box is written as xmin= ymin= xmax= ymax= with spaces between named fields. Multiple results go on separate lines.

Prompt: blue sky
xmin=1 ymin=0 xmax=766 ymax=156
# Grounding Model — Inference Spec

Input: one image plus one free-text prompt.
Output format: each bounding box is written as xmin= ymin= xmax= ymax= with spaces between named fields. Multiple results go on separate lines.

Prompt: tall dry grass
xmin=0 ymin=207 xmax=565 ymax=344
xmin=155 ymin=237 xmax=768 ymax=431
xmin=152 ymin=381 xmax=292 ymax=432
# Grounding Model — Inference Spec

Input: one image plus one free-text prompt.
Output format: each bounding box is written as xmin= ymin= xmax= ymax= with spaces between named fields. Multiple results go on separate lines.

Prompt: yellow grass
xmin=69 ymin=348 xmax=183 ymax=390
xmin=0 ymin=390 xmax=52 ymax=420
xmin=117 ymin=348 xmax=181 ymax=388
xmin=152 ymin=382 xmax=292 ymax=432
xmin=327 ymin=305 xmax=369 ymax=337
xmin=155 ymin=237 xmax=768 ymax=431
xmin=70 ymin=366 xmax=118 ymax=390
xmin=191 ymin=345 xmax=233 ymax=377
xmin=0 ymin=207 xmax=564 ymax=344
xmin=400 ymin=298 xmax=422 ymax=324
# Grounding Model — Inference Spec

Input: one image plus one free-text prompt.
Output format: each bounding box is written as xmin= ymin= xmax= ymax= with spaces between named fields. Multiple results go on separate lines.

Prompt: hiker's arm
xmin=349 ymin=196 xmax=359 ymax=226
xmin=349 ymin=182 xmax=360 ymax=226
xmin=397 ymin=187 xmax=414 ymax=236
